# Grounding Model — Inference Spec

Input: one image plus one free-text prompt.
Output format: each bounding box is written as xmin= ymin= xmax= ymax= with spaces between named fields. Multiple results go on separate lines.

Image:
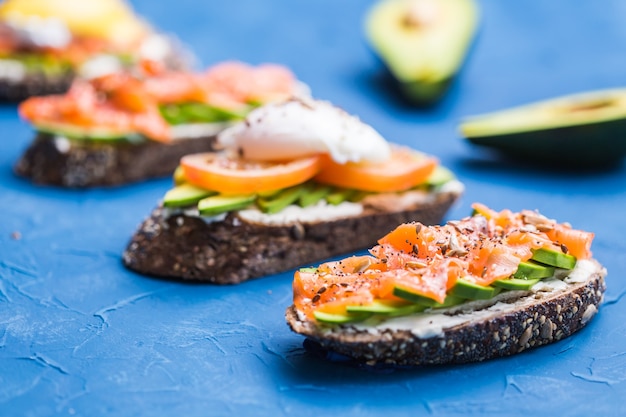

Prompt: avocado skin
xmin=399 ymin=77 xmax=453 ymax=108
xmin=465 ymin=117 xmax=626 ymax=167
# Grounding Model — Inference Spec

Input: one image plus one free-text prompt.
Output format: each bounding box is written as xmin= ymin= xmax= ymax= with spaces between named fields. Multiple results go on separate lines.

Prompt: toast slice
xmin=0 ymin=71 xmax=74 ymax=102
xmin=14 ymin=131 xmax=219 ymax=187
xmin=286 ymin=259 xmax=606 ymax=366
xmin=122 ymin=183 xmax=462 ymax=283
xmin=285 ymin=204 xmax=605 ymax=366
xmin=14 ymin=62 xmax=306 ymax=187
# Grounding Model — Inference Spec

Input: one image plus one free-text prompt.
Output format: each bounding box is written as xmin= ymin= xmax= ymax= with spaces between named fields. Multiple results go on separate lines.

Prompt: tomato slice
xmin=180 ymin=153 xmax=322 ymax=194
xmin=314 ymin=147 xmax=438 ymax=192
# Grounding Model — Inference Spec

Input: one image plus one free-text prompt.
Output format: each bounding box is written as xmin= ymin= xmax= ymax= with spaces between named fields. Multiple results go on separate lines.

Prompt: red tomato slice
xmin=180 ymin=153 xmax=322 ymax=194
xmin=314 ymin=147 xmax=438 ymax=192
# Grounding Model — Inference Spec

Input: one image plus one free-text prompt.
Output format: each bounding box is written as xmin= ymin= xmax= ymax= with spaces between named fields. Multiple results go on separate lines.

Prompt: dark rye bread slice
xmin=0 ymin=40 xmax=189 ymax=102
xmin=14 ymin=132 xmax=217 ymax=187
xmin=0 ymin=71 xmax=74 ymax=102
xmin=122 ymin=188 xmax=461 ymax=284
xmin=285 ymin=260 xmax=606 ymax=366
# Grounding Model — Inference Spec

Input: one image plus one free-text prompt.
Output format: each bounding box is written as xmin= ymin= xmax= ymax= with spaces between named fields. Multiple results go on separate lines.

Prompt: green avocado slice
xmin=460 ymin=89 xmax=626 ymax=166
xmin=513 ymin=261 xmax=556 ymax=280
xmin=313 ymin=310 xmax=373 ymax=324
xmin=449 ymin=278 xmax=496 ymax=300
xmin=163 ymin=184 xmax=217 ymax=208
xmin=531 ymin=248 xmax=577 ymax=269
xmin=365 ymin=0 xmax=479 ymax=106
xmin=493 ymin=278 xmax=540 ymax=291
xmin=197 ymin=194 xmax=256 ymax=217
xmin=257 ymin=184 xmax=309 ymax=214
xmin=159 ymin=102 xmax=247 ymax=125
xmin=392 ymin=285 xmax=440 ymax=306
xmin=346 ymin=299 xmax=426 ymax=315
xmin=35 ymin=122 xmax=137 ymax=142
xmin=298 ymin=184 xmax=333 ymax=207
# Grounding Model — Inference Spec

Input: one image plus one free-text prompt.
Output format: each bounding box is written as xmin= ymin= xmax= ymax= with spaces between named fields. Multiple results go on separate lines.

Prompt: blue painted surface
xmin=2 ymin=0 xmax=626 ymax=415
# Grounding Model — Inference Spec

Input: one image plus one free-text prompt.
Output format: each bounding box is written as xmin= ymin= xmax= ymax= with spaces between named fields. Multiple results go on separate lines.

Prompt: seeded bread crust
xmin=14 ymin=132 xmax=218 ymax=187
xmin=122 ymin=189 xmax=461 ymax=284
xmin=0 ymin=71 xmax=74 ymax=102
xmin=0 ymin=38 xmax=189 ymax=102
xmin=285 ymin=263 xmax=606 ymax=366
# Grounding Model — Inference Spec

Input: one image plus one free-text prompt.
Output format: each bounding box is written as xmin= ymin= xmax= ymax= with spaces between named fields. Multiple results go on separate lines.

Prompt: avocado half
xmin=460 ymin=89 xmax=626 ymax=167
xmin=365 ymin=0 xmax=478 ymax=106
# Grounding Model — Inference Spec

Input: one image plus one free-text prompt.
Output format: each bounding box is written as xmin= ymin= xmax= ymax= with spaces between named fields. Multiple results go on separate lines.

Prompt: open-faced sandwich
xmin=286 ymin=203 xmax=606 ymax=366
xmin=0 ymin=0 xmax=190 ymax=101
xmin=14 ymin=61 xmax=305 ymax=187
xmin=123 ymin=98 xmax=464 ymax=284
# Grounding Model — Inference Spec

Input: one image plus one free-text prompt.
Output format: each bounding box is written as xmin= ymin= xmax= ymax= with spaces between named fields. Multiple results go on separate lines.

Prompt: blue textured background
xmin=2 ymin=1 xmax=626 ymax=415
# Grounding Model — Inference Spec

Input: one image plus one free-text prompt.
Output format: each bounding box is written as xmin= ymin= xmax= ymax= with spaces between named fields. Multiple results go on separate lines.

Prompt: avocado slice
xmin=299 ymin=184 xmax=333 ymax=207
xmin=460 ymin=89 xmax=626 ymax=166
xmin=173 ymin=166 xmax=187 ymax=185
xmin=163 ymin=184 xmax=216 ymax=208
xmin=425 ymin=165 xmax=456 ymax=188
xmin=431 ymin=294 xmax=465 ymax=308
xmin=449 ymin=278 xmax=496 ymax=300
xmin=392 ymin=285 xmax=440 ymax=306
xmin=197 ymin=194 xmax=256 ymax=217
xmin=257 ymin=184 xmax=309 ymax=214
xmin=513 ymin=261 xmax=556 ymax=280
xmin=346 ymin=299 xmax=426 ymax=315
xmin=35 ymin=122 xmax=137 ymax=142
xmin=313 ymin=310 xmax=373 ymax=324
xmin=326 ymin=188 xmax=358 ymax=205
xmin=365 ymin=0 xmax=479 ymax=106
xmin=493 ymin=278 xmax=540 ymax=291
xmin=159 ymin=102 xmax=246 ymax=125
xmin=531 ymin=248 xmax=577 ymax=269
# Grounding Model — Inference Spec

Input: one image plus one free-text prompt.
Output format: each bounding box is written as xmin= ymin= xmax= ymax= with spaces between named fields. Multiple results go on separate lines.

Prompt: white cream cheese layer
xmin=350 ymin=259 xmax=604 ymax=339
xmin=237 ymin=200 xmax=364 ymax=225
xmin=163 ymin=179 xmax=462 ymax=226
xmin=0 ymin=59 xmax=26 ymax=82
xmin=217 ymin=98 xmax=392 ymax=163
